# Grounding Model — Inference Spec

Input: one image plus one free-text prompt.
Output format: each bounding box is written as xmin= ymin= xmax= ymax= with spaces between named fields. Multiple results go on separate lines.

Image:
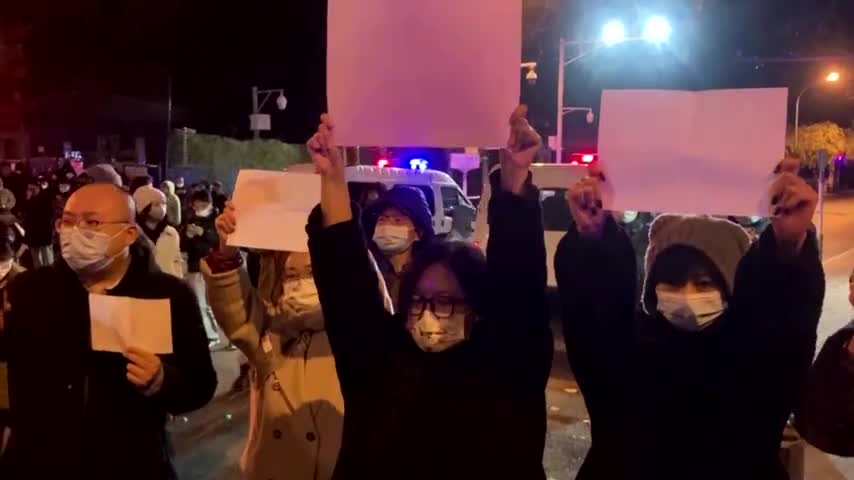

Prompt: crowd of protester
xmin=0 ymin=107 xmax=851 ymax=479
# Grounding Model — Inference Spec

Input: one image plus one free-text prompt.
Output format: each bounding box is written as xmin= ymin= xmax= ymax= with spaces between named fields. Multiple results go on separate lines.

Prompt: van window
xmin=541 ymin=189 xmax=572 ymax=232
xmin=440 ymin=186 xmax=467 ymax=216
xmin=348 ymin=181 xmax=436 ymax=215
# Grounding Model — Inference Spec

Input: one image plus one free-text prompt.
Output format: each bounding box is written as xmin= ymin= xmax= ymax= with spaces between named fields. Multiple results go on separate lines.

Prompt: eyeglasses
xmin=58 ymin=217 xmax=129 ymax=232
xmin=409 ymin=296 xmax=468 ymax=319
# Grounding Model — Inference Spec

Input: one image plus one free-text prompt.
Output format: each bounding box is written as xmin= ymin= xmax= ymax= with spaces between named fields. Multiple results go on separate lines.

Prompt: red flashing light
xmin=377 ymin=158 xmax=390 ymax=168
xmin=581 ymin=154 xmax=595 ymax=163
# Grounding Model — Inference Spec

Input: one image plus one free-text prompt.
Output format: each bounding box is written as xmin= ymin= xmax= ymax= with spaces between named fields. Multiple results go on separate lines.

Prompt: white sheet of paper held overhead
xmin=598 ymin=88 xmax=788 ymax=217
xmin=89 ymin=295 xmax=173 ymax=354
xmin=227 ymin=170 xmax=320 ymax=253
xmin=327 ymin=0 xmax=521 ymax=148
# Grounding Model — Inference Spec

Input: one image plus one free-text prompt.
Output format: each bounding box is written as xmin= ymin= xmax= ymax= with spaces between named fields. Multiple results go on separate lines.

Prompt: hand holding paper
xmin=309 ymin=114 xmax=353 ymax=227
xmin=125 ymin=347 xmax=164 ymax=392
xmin=214 ymin=201 xmax=238 ymax=257
xmin=227 ymin=169 xmax=321 ymax=253
xmin=567 ymin=166 xmax=609 ymax=239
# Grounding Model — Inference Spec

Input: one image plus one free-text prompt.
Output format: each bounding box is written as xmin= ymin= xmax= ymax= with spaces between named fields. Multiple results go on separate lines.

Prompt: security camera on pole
xmin=250 ymin=86 xmax=288 ymax=139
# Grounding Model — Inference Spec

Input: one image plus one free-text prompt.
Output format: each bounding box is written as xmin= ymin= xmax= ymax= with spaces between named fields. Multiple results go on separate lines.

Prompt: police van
xmin=345 ymin=165 xmax=476 ymax=239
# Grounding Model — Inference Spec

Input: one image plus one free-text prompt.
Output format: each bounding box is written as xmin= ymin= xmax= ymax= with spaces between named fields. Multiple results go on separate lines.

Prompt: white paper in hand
xmin=89 ymin=295 xmax=173 ymax=354
xmin=327 ymin=0 xmax=521 ymax=148
xmin=598 ymin=88 xmax=788 ymax=217
xmin=228 ymin=170 xmax=320 ymax=253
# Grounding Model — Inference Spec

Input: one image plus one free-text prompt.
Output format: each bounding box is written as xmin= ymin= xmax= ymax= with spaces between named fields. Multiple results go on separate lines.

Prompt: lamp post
xmin=250 ymin=86 xmax=288 ymax=139
xmin=794 ymin=71 xmax=840 ymax=149
xmin=554 ymin=16 xmax=671 ymax=163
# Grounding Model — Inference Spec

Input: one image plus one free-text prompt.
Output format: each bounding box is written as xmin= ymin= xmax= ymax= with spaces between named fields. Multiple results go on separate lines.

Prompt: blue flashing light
xmin=409 ymin=158 xmax=428 ymax=172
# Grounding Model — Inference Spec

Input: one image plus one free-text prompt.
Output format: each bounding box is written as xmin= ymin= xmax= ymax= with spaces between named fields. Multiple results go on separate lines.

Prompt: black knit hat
xmin=369 ymin=186 xmax=435 ymax=240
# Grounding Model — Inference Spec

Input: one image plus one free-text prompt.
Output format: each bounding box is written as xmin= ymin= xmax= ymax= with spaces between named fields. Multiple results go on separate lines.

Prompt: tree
xmin=786 ymin=121 xmax=846 ymax=166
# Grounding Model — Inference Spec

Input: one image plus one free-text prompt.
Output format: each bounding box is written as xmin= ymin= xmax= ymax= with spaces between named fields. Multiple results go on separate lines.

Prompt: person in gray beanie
xmin=554 ymin=161 xmax=824 ymax=479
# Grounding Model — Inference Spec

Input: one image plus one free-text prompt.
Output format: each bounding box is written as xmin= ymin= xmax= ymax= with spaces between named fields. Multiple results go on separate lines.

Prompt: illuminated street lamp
xmin=794 ymin=71 xmax=841 ymax=149
xmin=250 ymin=86 xmax=288 ymax=139
xmin=553 ymin=16 xmax=671 ymax=163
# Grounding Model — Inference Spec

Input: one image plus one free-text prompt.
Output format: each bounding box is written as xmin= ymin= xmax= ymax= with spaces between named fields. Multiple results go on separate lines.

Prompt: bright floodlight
xmin=643 ymin=16 xmax=672 ymax=44
xmin=826 ymin=71 xmax=841 ymax=82
xmin=602 ymin=20 xmax=627 ymax=47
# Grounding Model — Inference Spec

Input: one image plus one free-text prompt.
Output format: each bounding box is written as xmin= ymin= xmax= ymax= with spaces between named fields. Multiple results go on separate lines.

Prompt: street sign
xmin=249 ymin=113 xmax=271 ymax=132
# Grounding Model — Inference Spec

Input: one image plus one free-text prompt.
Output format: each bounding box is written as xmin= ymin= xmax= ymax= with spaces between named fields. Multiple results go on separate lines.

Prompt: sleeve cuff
xmin=143 ymin=365 xmax=165 ymax=397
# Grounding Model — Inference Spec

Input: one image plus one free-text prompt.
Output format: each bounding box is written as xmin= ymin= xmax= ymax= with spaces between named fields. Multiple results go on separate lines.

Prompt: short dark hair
xmin=129 ymin=175 xmax=153 ymax=194
xmin=645 ymin=245 xmax=729 ymax=308
xmin=190 ymin=188 xmax=212 ymax=204
xmin=397 ymin=241 xmax=488 ymax=322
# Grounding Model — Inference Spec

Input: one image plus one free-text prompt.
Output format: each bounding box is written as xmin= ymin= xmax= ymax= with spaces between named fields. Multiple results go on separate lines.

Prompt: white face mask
xmin=60 ymin=226 xmax=127 ymax=274
xmin=656 ymin=287 xmax=726 ymax=331
xmin=373 ymin=224 xmax=414 ymax=255
xmin=194 ymin=205 xmax=213 ymax=218
xmin=268 ymin=277 xmax=323 ymax=336
xmin=58 ymin=184 xmax=71 ymax=194
xmin=0 ymin=259 xmax=13 ymax=279
xmin=409 ymin=310 xmax=466 ymax=353
xmin=148 ymin=205 xmax=167 ymax=222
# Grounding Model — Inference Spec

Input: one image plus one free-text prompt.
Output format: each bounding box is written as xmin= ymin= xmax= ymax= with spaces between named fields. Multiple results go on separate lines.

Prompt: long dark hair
xmin=397 ymin=241 xmax=488 ymax=321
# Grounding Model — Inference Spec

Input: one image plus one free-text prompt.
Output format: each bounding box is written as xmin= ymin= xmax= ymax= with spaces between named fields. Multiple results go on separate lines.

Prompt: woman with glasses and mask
xmin=305 ymin=107 xmax=552 ymax=479
xmin=556 ymin=158 xmax=824 ymax=479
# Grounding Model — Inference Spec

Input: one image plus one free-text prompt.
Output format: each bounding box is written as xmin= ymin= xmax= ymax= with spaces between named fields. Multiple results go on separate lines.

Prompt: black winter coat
xmin=23 ymin=190 xmax=55 ymax=248
xmin=306 ymin=177 xmax=553 ymax=480
xmin=556 ymin=220 xmax=824 ymax=480
xmin=796 ymin=321 xmax=854 ymax=456
xmin=1 ymin=242 xmax=217 ymax=479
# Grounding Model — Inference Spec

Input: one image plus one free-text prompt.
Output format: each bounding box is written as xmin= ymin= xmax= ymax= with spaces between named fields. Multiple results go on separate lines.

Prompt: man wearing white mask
xmin=364 ymin=186 xmax=434 ymax=310
xmin=0 ymin=183 xmax=216 ymax=479
xmin=133 ymin=184 xmax=184 ymax=278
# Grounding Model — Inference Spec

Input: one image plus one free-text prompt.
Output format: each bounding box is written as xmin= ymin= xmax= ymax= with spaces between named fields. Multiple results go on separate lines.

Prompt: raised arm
xmin=306 ymin=115 xmax=396 ymax=391
xmin=483 ymin=106 xmax=551 ymax=387
xmin=555 ymin=169 xmax=637 ymax=406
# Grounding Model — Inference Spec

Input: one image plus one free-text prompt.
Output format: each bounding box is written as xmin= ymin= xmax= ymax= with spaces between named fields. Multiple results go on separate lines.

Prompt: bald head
xmin=65 ymin=183 xmax=136 ymax=224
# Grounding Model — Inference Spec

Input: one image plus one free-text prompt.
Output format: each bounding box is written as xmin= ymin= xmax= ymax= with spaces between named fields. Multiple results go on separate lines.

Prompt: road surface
xmin=172 ymin=195 xmax=854 ymax=479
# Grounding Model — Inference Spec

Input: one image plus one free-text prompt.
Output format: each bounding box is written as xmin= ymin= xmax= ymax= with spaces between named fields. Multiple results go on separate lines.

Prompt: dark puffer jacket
xmin=556 ymin=220 xmax=824 ymax=479
xmin=1 ymin=242 xmax=217 ymax=479
xmin=307 ymin=174 xmax=552 ymax=480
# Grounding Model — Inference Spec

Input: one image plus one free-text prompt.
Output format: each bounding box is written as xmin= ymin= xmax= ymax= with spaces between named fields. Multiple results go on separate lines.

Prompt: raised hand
xmin=215 ymin=201 xmax=239 ymax=257
xmin=501 ymin=105 xmax=542 ymax=194
xmin=308 ymin=114 xmax=345 ymax=180
xmin=567 ymin=165 xmax=608 ymax=239
xmin=770 ymin=157 xmax=817 ymax=254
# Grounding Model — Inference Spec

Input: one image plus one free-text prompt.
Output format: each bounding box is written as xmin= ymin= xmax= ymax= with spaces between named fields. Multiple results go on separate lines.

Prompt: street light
xmin=602 ymin=20 xmax=627 ymax=47
xmin=250 ymin=86 xmax=288 ymax=139
xmin=642 ymin=16 xmax=672 ymax=45
xmin=794 ymin=71 xmax=841 ymax=149
xmin=521 ymin=62 xmax=538 ymax=85
xmin=554 ymin=17 xmax=671 ymax=163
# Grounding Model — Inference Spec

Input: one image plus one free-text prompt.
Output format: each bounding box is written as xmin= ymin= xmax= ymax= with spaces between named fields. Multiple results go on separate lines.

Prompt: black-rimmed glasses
xmin=408 ymin=296 xmax=468 ymax=319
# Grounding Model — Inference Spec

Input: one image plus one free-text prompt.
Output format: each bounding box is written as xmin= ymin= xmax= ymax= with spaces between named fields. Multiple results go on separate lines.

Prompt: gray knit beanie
xmin=642 ymin=214 xmax=751 ymax=314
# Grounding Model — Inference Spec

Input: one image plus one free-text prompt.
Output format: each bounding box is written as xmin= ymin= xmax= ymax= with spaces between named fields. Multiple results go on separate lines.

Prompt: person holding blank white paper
xmin=0 ymin=183 xmax=217 ymax=480
xmin=555 ymin=159 xmax=824 ymax=479
xmin=203 ymin=201 xmax=392 ymax=480
xmin=305 ymin=108 xmax=552 ymax=479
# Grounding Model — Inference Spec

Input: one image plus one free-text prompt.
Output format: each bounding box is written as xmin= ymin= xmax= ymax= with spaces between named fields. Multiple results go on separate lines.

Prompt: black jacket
xmin=555 ymin=220 xmax=824 ymax=480
xmin=796 ymin=322 xmax=854 ymax=456
xmin=23 ymin=190 xmax=55 ymax=248
xmin=307 ymin=177 xmax=552 ymax=480
xmin=1 ymin=242 xmax=217 ymax=479
xmin=181 ymin=210 xmax=218 ymax=273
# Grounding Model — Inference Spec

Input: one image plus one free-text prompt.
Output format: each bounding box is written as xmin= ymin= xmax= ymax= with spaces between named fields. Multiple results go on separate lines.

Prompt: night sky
xmin=4 ymin=0 xmax=854 ymax=145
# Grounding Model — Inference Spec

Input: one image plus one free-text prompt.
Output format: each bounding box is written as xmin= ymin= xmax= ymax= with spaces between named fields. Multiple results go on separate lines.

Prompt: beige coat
xmin=204 ymin=255 xmax=391 ymax=480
